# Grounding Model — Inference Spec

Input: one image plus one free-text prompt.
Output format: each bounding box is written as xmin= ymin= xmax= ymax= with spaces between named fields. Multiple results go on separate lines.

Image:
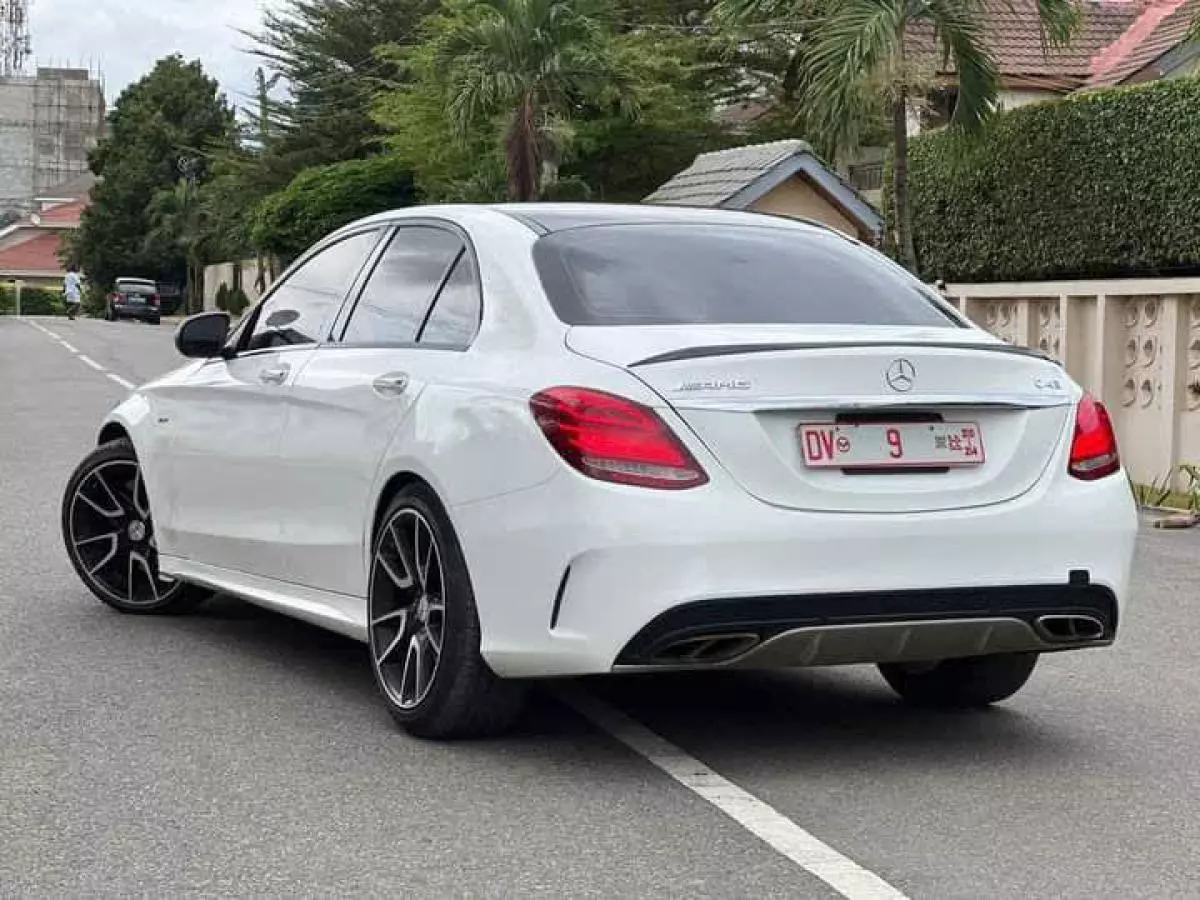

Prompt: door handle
xmin=259 ymin=365 xmax=290 ymax=385
xmin=372 ymin=373 xmax=410 ymax=397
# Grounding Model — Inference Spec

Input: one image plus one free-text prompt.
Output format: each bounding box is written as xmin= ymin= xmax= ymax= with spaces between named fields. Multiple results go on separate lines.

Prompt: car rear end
xmin=110 ymin=280 xmax=162 ymax=323
xmin=458 ymin=212 xmax=1138 ymax=679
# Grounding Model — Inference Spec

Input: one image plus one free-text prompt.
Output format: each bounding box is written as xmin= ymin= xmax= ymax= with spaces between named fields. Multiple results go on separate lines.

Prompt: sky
xmin=29 ymin=0 xmax=275 ymax=108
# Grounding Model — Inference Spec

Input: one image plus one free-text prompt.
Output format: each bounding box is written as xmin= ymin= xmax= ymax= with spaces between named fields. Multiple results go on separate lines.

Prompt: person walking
xmin=64 ymin=266 xmax=83 ymax=320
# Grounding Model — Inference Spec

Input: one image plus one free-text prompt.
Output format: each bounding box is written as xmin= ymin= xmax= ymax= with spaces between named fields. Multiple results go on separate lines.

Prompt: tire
xmin=149 ymin=317 xmax=161 ymax=326
xmin=879 ymin=653 xmax=1038 ymax=708
xmin=61 ymin=439 xmax=209 ymax=615
xmin=368 ymin=485 xmax=526 ymax=739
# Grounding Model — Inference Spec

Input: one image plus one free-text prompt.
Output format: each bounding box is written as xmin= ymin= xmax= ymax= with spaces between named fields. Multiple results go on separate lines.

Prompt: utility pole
xmin=253 ymin=67 xmax=282 ymax=298
xmin=255 ymin=67 xmax=281 ymax=148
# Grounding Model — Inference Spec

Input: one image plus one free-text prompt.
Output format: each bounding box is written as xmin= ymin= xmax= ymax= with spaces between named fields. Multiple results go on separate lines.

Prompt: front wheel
xmin=368 ymin=486 xmax=526 ymax=739
xmin=879 ymin=653 xmax=1038 ymax=708
xmin=61 ymin=439 xmax=209 ymax=615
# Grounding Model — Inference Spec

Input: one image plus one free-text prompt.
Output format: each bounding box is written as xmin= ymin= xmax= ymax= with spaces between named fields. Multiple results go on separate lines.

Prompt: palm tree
xmin=807 ymin=0 xmax=1077 ymax=270
xmin=434 ymin=0 xmax=637 ymax=201
xmin=145 ymin=178 xmax=207 ymax=314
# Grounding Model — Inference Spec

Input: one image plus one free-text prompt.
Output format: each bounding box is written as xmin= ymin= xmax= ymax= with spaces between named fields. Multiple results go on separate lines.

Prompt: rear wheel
xmin=879 ymin=653 xmax=1038 ymax=708
xmin=61 ymin=439 xmax=208 ymax=615
xmin=368 ymin=486 xmax=526 ymax=739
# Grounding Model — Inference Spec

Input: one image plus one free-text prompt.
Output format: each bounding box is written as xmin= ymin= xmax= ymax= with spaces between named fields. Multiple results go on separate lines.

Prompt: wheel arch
xmin=98 ymin=421 xmax=131 ymax=446
xmin=371 ymin=471 xmax=444 ymax=551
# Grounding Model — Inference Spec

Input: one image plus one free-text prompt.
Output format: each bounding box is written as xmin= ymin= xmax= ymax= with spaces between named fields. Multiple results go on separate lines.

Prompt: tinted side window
xmin=532 ymin=224 xmax=961 ymax=328
xmin=420 ymin=252 xmax=481 ymax=348
xmin=247 ymin=231 xmax=378 ymax=351
xmin=342 ymin=227 xmax=463 ymax=345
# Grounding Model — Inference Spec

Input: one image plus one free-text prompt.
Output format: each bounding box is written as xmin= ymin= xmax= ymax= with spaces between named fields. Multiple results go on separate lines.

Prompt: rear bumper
xmin=614 ymin=580 xmax=1117 ymax=670
xmin=454 ymin=464 xmax=1137 ymax=678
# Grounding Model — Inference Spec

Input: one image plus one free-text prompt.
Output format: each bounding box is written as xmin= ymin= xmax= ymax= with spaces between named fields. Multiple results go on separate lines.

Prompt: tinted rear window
xmin=119 ymin=283 xmax=156 ymax=296
xmin=532 ymin=224 xmax=960 ymax=328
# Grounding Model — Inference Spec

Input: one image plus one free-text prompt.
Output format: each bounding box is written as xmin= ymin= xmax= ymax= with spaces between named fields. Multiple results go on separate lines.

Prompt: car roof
xmin=343 ymin=202 xmax=835 ymax=238
xmin=488 ymin=202 xmax=833 ymax=235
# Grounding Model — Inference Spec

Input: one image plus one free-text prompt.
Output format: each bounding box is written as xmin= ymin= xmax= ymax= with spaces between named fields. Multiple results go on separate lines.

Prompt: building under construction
xmin=0 ymin=67 xmax=106 ymax=212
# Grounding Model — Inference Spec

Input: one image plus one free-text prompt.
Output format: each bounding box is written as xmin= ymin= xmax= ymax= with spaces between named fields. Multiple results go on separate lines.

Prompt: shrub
xmin=250 ymin=154 xmax=416 ymax=264
xmin=215 ymin=282 xmax=231 ymax=312
xmin=0 ymin=284 xmax=64 ymax=315
xmin=908 ymin=78 xmax=1200 ymax=282
xmin=82 ymin=284 xmax=108 ymax=318
xmin=227 ymin=286 xmax=251 ymax=316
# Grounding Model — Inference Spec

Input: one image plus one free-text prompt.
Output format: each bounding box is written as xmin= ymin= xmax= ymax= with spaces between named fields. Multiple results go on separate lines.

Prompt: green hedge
xmin=909 ymin=77 xmax=1200 ymax=282
xmin=251 ymin=154 xmax=416 ymax=264
xmin=0 ymin=284 xmax=65 ymax=315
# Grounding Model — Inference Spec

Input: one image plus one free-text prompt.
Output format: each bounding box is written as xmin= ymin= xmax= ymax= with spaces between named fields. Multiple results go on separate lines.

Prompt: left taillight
xmin=530 ymin=387 xmax=709 ymax=490
xmin=150 ymin=294 xmax=160 ymax=307
xmin=1069 ymin=393 xmax=1120 ymax=481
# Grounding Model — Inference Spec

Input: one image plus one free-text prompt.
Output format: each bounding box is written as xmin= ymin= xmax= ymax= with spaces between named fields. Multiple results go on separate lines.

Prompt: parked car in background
xmin=156 ymin=282 xmax=185 ymax=316
xmin=106 ymin=278 xmax=162 ymax=324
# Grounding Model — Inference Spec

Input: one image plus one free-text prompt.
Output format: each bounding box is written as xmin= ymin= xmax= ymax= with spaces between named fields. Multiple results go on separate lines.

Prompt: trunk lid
xmin=568 ymin=325 xmax=1076 ymax=513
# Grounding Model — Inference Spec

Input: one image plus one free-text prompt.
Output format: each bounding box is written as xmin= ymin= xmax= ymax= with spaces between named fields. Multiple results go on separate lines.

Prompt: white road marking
xmin=559 ymin=686 xmax=910 ymax=900
xmin=23 ymin=319 xmax=138 ymax=390
xmin=26 ymin=320 xmax=58 ymax=339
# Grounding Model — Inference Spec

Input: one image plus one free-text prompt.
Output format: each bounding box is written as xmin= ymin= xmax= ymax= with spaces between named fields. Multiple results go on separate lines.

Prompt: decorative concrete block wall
xmin=948 ymin=278 xmax=1200 ymax=487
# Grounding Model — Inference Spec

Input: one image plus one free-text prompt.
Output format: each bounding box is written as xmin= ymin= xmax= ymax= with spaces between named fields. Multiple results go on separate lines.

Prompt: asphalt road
xmin=2 ymin=315 xmax=1199 ymax=899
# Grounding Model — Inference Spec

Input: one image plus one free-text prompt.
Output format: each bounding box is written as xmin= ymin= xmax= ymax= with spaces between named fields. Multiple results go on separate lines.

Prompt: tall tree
xmin=249 ymin=0 xmax=438 ymax=176
xmin=429 ymin=0 xmax=638 ymax=201
xmin=806 ymin=0 xmax=1076 ymax=269
xmin=74 ymin=56 xmax=235 ymax=292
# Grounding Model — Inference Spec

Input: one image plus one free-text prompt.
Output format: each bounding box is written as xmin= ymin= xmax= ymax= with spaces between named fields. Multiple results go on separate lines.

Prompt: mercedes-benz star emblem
xmin=885 ymin=358 xmax=916 ymax=393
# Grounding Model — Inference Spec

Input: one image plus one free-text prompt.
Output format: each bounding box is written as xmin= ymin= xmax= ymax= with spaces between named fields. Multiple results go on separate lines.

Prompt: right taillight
xmin=530 ymin=387 xmax=709 ymax=490
xmin=1069 ymin=393 xmax=1120 ymax=481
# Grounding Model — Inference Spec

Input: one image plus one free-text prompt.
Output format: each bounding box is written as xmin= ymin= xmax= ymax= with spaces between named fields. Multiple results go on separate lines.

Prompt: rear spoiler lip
xmin=629 ymin=340 xmax=1056 ymax=368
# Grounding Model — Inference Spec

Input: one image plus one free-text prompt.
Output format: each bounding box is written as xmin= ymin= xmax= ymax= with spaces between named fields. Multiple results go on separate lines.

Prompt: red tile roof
xmin=36 ymin=198 xmax=87 ymax=227
xmin=0 ymin=232 xmax=67 ymax=275
xmin=913 ymin=0 xmax=1144 ymax=87
xmin=1086 ymin=0 xmax=1198 ymax=86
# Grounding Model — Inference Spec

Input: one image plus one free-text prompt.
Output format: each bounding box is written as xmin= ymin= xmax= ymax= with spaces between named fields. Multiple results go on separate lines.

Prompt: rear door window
xmin=532 ymin=224 xmax=961 ymax=328
xmin=341 ymin=226 xmax=464 ymax=346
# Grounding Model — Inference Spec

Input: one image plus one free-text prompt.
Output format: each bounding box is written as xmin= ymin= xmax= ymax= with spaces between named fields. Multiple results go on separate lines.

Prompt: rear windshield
xmin=119 ymin=283 xmax=156 ymax=296
xmin=532 ymin=224 xmax=960 ymax=328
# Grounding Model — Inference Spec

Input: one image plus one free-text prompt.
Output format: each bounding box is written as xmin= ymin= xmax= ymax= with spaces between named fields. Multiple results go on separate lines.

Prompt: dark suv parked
xmin=106 ymin=278 xmax=162 ymax=324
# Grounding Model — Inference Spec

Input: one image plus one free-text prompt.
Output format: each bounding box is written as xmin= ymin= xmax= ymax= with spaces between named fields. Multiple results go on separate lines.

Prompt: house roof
xmin=0 ymin=196 xmax=89 ymax=245
xmin=913 ymin=0 xmax=1142 ymax=86
xmin=35 ymin=198 xmax=87 ymax=227
xmin=645 ymin=140 xmax=817 ymax=207
xmin=1086 ymin=0 xmax=1198 ymax=86
xmin=643 ymin=139 xmax=884 ymax=237
xmin=0 ymin=231 xmax=66 ymax=276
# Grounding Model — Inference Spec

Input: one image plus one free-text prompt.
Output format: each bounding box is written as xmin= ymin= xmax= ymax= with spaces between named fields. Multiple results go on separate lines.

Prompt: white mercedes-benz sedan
xmin=61 ymin=203 xmax=1138 ymax=738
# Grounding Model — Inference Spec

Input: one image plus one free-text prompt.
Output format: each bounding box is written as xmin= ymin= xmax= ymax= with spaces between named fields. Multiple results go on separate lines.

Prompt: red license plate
xmin=798 ymin=422 xmax=985 ymax=469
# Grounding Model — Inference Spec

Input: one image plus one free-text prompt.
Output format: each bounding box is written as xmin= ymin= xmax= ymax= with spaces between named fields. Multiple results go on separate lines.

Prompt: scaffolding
xmin=0 ymin=68 xmax=105 ymax=209
xmin=0 ymin=0 xmax=30 ymax=78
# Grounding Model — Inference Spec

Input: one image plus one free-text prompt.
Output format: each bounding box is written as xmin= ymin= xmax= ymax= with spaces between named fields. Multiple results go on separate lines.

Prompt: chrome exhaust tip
xmin=1036 ymin=614 xmax=1106 ymax=643
xmin=653 ymin=632 xmax=761 ymax=664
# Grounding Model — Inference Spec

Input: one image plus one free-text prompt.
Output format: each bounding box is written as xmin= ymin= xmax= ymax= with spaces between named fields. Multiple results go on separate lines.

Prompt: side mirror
xmin=175 ymin=312 xmax=231 ymax=359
